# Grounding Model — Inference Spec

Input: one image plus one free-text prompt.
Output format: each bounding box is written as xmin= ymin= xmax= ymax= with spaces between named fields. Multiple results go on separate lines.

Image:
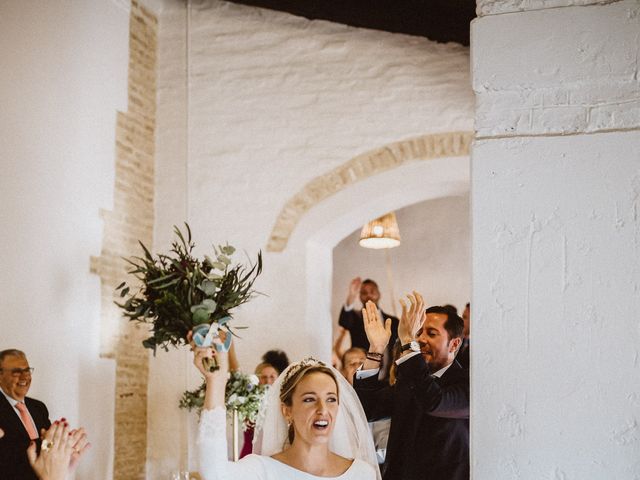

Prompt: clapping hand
xmin=398 ymin=291 xmax=426 ymax=345
xmin=27 ymin=420 xmax=90 ymax=480
xmin=362 ymin=300 xmax=392 ymax=354
xmin=68 ymin=427 xmax=90 ymax=472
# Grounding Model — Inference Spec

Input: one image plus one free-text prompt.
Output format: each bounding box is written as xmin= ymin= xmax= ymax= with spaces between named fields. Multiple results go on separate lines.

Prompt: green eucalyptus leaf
xmin=211 ymin=262 xmax=226 ymax=270
xmin=202 ymin=299 xmax=217 ymax=312
xmin=192 ymin=308 xmax=211 ymax=325
xmin=217 ymin=254 xmax=231 ymax=265
xmin=198 ymin=280 xmax=217 ymax=296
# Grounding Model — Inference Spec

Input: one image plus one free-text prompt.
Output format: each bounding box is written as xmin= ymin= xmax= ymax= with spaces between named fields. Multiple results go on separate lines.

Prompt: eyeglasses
xmin=0 ymin=368 xmax=34 ymax=377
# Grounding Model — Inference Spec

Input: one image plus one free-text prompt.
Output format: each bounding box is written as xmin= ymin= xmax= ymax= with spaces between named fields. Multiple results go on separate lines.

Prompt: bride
xmin=192 ymin=340 xmax=380 ymax=479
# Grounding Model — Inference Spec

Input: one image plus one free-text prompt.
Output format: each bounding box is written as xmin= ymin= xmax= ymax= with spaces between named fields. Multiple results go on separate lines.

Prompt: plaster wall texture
xmin=472 ymin=2 xmax=640 ymax=478
xmin=332 ymin=195 xmax=471 ymax=336
xmin=0 ymin=1 xmax=131 ymax=478
xmin=152 ymin=0 xmax=473 ymax=473
xmin=473 ymin=0 xmax=640 ymax=137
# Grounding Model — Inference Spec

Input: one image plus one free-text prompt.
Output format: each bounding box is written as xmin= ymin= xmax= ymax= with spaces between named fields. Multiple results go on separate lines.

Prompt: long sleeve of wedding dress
xmin=198 ymin=407 xmax=265 ymax=480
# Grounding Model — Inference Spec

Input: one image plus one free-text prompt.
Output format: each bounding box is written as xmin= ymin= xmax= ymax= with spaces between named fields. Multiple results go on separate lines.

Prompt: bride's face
xmin=282 ymin=372 xmax=339 ymax=446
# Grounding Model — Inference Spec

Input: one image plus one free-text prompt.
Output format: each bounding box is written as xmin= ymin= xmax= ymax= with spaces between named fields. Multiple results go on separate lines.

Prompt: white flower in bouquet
xmin=179 ymin=371 xmax=268 ymax=430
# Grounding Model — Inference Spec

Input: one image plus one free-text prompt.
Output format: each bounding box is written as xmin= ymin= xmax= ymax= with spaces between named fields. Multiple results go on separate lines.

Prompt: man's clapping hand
xmin=362 ymin=301 xmax=392 ymax=354
xmin=398 ymin=291 xmax=426 ymax=345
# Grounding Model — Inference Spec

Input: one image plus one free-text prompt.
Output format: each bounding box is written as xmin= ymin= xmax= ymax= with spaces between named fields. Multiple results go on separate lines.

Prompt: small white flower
xmin=249 ymin=374 xmax=259 ymax=385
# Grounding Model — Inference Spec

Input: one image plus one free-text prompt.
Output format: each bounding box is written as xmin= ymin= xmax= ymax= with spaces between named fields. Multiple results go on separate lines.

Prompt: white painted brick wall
xmin=472 ymin=0 xmax=640 ymax=137
xmin=184 ymin=0 xmax=473 ymax=249
xmin=472 ymin=0 xmax=640 ymax=477
xmin=473 ymin=131 xmax=640 ymax=479
xmin=477 ymin=0 xmax=622 ymax=16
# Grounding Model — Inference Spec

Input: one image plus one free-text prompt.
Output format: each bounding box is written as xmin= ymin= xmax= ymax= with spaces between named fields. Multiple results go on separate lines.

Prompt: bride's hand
xmin=188 ymin=330 xmax=229 ymax=379
xmin=188 ymin=330 xmax=229 ymax=409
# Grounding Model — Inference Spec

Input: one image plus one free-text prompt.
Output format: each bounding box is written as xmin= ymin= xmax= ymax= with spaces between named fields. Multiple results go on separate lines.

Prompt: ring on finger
xmin=41 ymin=439 xmax=53 ymax=452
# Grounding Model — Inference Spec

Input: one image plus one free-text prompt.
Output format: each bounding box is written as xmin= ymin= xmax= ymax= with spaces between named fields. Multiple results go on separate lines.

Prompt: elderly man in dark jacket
xmin=0 ymin=349 xmax=51 ymax=480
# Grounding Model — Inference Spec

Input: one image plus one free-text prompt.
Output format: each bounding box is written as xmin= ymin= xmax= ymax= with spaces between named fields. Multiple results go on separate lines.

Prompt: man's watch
xmin=400 ymin=340 xmax=420 ymax=353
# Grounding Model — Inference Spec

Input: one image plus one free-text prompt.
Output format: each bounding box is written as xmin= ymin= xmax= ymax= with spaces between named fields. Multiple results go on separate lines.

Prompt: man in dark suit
xmin=334 ymin=277 xmax=399 ymax=380
xmin=354 ymin=295 xmax=469 ymax=480
xmin=0 ymin=349 xmax=51 ymax=480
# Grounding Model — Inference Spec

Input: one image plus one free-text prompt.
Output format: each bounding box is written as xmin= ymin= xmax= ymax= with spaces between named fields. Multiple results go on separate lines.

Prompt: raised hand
xmin=346 ymin=277 xmax=362 ymax=306
xmin=188 ymin=330 xmax=229 ymax=380
xmin=362 ymin=300 xmax=392 ymax=354
xmin=188 ymin=330 xmax=228 ymax=410
xmin=398 ymin=291 xmax=426 ymax=345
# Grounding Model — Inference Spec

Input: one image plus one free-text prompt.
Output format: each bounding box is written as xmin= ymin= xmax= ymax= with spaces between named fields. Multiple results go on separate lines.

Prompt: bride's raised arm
xmin=192 ymin=339 xmax=264 ymax=480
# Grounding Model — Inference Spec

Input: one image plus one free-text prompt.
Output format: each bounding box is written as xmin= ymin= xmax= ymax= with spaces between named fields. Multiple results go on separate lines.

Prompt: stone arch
xmin=266 ymin=131 xmax=473 ymax=252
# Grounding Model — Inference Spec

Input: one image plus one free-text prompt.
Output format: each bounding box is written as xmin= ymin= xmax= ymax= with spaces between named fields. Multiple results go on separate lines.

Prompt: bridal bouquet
xmin=179 ymin=372 xmax=267 ymax=429
xmin=115 ymin=224 xmax=262 ymax=371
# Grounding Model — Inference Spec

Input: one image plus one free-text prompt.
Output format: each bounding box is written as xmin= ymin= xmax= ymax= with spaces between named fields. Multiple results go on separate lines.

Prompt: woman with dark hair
xmin=193 ymin=339 xmax=379 ymax=480
xmin=260 ymin=350 xmax=289 ymax=376
xmin=239 ymin=350 xmax=290 ymax=458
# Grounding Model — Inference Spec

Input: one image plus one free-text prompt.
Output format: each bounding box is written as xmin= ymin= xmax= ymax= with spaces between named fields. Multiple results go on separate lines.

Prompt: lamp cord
xmin=385 ymin=249 xmax=398 ymax=317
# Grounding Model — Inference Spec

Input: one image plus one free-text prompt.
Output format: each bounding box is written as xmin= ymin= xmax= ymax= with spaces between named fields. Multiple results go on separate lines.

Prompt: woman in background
xmin=240 ymin=350 xmax=290 ymax=458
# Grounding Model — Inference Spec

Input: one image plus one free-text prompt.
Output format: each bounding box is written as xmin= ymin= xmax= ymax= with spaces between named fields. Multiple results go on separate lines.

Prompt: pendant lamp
xmin=359 ymin=212 xmax=401 ymax=249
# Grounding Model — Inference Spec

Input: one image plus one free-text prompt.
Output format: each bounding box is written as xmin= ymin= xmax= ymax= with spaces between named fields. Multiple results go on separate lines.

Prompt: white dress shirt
xmin=355 ymin=352 xmax=453 ymax=380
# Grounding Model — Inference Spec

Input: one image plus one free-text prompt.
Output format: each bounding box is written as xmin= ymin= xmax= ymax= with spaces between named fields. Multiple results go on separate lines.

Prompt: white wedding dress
xmin=197 ymin=407 xmax=377 ymax=480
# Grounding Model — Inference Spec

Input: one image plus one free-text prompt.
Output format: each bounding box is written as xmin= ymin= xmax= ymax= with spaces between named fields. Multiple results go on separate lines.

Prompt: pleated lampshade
xmin=359 ymin=212 xmax=401 ymax=249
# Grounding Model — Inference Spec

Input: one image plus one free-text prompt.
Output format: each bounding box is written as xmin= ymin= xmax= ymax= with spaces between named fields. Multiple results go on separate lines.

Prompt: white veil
xmin=253 ymin=359 xmax=381 ymax=480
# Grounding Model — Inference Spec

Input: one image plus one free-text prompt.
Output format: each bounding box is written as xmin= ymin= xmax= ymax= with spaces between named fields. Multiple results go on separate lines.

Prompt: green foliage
xmin=179 ymin=372 xmax=267 ymax=429
xmin=115 ymin=223 xmax=262 ymax=353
